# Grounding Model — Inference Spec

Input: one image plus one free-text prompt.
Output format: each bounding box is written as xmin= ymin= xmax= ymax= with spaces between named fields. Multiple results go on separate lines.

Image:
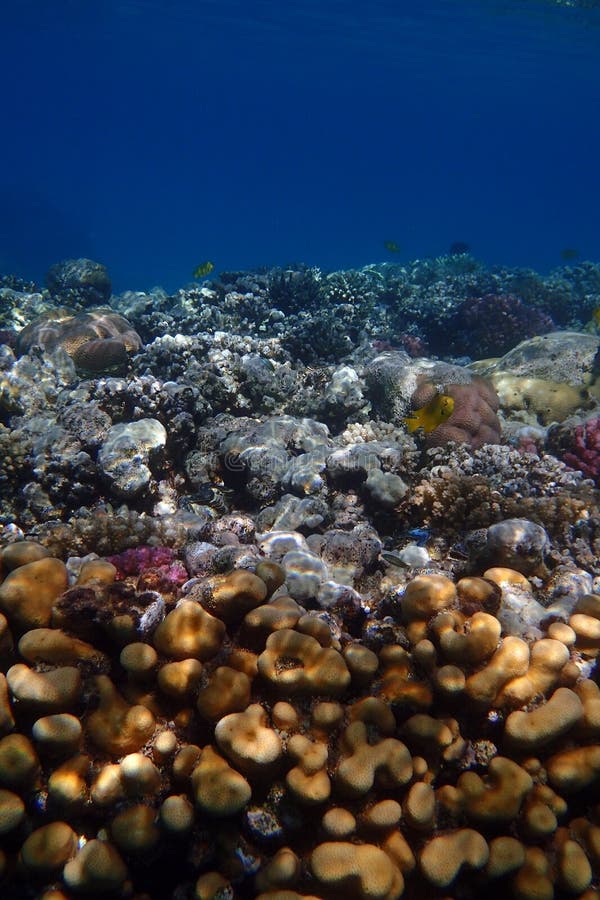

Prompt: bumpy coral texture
xmin=1 ymin=542 xmax=600 ymax=899
xmin=450 ymin=293 xmax=555 ymax=358
xmin=45 ymin=258 xmax=112 ymax=307
xmin=410 ymin=375 xmax=502 ymax=449
xmin=16 ymin=307 xmax=142 ymax=373
xmin=562 ymin=417 xmax=600 ymax=483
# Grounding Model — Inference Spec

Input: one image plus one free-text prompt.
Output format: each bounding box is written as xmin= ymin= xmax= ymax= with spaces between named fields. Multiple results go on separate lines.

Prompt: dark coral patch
xmin=46 ymin=257 xmax=112 ymax=307
xmin=450 ymin=293 xmax=555 ymax=358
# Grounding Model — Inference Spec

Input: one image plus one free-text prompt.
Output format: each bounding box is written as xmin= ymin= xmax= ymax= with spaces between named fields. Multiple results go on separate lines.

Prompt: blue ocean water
xmin=2 ymin=0 xmax=599 ymax=292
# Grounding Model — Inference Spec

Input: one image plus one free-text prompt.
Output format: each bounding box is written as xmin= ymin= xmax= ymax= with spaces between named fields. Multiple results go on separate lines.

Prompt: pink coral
xmin=452 ymin=293 xmax=554 ymax=357
xmin=563 ymin=418 xmax=600 ymax=482
xmin=411 ymin=376 xmax=502 ymax=449
xmin=106 ymin=545 xmax=189 ymax=592
xmin=372 ymin=334 xmax=429 ymax=357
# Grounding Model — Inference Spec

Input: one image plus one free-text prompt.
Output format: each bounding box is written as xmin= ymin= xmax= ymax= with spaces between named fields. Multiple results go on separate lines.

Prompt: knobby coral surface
xmin=410 ymin=375 xmax=502 ymax=449
xmin=562 ymin=417 xmax=600 ymax=483
xmin=0 ymin=540 xmax=599 ymax=899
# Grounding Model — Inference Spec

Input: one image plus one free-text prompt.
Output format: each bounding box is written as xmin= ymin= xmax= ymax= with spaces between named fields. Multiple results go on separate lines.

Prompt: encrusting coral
xmin=0 ymin=540 xmax=600 ymax=899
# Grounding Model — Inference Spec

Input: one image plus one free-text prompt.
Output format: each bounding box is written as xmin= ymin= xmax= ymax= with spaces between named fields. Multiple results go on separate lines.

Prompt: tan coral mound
xmin=310 ymin=841 xmax=404 ymax=899
xmin=0 ymin=540 xmax=599 ymax=899
xmin=257 ymin=628 xmax=351 ymax=696
xmin=16 ymin=307 xmax=142 ymax=373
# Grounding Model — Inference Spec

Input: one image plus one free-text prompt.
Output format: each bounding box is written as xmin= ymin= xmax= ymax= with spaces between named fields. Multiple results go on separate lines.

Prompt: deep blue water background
xmin=2 ymin=0 xmax=599 ymax=292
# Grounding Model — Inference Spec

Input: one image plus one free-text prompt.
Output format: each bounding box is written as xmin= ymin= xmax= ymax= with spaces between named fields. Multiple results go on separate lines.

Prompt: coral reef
xmin=45 ymin=258 xmax=112 ymax=307
xmin=448 ymin=293 xmax=555 ymax=359
xmin=409 ymin=375 xmax=502 ymax=449
xmin=0 ymin=255 xmax=600 ymax=897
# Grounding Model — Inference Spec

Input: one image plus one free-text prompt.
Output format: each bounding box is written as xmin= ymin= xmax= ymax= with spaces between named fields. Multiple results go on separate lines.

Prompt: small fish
xmin=192 ymin=260 xmax=215 ymax=278
xmin=404 ymin=394 xmax=455 ymax=434
xmin=406 ymin=527 xmax=430 ymax=546
xmin=449 ymin=241 xmax=470 ymax=255
xmin=381 ymin=551 xmax=409 ymax=568
xmin=383 ymin=240 xmax=401 ymax=254
xmin=592 ymin=307 xmax=600 ymax=327
xmin=560 ymin=247 xmax=579 ymax=262
xmin=180 ymin=481 xmax=235 ymax=516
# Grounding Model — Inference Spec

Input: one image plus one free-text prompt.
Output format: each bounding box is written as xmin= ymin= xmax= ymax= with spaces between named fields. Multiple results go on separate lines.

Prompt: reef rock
xmin=475 ymin=331 xmax=600 ymax=425
xmin=97 ymin=418 xmax=167 ymax=499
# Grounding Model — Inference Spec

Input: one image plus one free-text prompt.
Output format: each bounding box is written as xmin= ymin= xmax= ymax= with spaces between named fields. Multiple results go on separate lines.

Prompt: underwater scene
xmin=2 ymin=1 xmax=600 ymax=898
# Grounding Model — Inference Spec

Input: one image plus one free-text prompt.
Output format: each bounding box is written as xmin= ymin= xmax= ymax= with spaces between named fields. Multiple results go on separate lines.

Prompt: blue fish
xmin=406 ymin=527 xmax=430 ymax=546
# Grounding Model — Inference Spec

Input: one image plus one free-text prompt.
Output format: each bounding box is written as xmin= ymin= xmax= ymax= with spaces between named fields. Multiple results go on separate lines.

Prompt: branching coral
xmin=449 ymin=293 xmax=555 ymax=358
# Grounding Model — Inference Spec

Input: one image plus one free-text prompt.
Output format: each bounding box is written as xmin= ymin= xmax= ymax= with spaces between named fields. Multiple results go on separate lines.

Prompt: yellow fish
xmin=592 ymin=307 xmax=600 ymax=327
xmin=192 ymin=260 xmax=215 ymax=278
xmin=383 ymin=240 xmax=401 ymax=254
xmin=404 ymin=393 xmax=455 ymax=433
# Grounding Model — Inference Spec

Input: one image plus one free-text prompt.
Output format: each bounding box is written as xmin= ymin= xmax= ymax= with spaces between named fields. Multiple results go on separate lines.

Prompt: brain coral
xmin=16 ymin=307 xmax=142 ymax=373
xmin=410 ymin=374 xmax=502 ymax=448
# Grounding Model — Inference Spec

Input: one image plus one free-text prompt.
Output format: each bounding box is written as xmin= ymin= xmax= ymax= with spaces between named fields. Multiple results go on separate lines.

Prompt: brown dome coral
xmin=0 ymin=540 xmax=600 ymax=899
xmin=16 ymin=307 xmax=142 ymax=373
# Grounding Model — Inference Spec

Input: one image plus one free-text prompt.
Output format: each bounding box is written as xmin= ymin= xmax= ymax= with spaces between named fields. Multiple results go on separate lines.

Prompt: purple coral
xmin=563 ymin=418 xmax=600 ymax=482
xmin=372 ymin=333 xmax=429 ymax=357
xmin=106 ymin=545 xmax=189 ymax=591
xmin=451 ymin=293 xmax=554 ymax=358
